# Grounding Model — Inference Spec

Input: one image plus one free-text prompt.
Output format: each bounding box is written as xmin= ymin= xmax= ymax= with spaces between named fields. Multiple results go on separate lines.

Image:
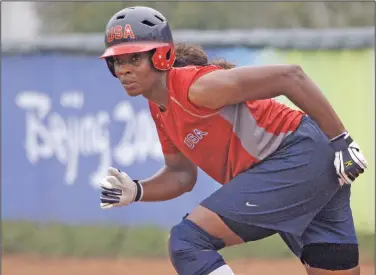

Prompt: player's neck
xmin=143 ymin=73 xmax=169 ymax=108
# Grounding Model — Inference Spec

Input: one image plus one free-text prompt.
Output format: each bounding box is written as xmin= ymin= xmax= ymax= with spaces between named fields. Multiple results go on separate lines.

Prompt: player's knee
xmin=301 ymin=243 xmax=359 ymax=270
xmin=168 ymin=218 xmax=226 ymax=275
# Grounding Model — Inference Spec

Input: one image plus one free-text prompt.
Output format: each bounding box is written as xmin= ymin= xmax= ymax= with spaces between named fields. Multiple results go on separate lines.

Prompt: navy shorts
xmin=200 ymin=116 xmax=358 ymax=257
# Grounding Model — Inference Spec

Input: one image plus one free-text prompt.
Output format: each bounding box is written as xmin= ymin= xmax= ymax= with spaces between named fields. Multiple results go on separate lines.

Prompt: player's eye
xmin=113 ymin=57 xmax=124 ymax=65
xmin=131 ymin=53 xmax=141 ymax=62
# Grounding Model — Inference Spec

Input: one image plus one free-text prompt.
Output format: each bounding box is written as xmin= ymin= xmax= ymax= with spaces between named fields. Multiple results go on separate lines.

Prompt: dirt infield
xmin=3 ymin=255 xmax=374 ymax=275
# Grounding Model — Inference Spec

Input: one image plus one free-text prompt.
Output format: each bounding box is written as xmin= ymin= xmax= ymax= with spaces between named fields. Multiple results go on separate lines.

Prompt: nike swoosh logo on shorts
xmin=246 ymin=202 xmax=258 ymax=207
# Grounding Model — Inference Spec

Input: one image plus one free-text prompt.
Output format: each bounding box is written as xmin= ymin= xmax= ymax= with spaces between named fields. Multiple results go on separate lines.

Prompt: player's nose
xmin=114 ymin=63 xmax=133 ymax=77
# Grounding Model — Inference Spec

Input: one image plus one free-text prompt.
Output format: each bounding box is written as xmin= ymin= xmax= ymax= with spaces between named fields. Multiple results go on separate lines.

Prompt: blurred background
xmin=2 ymin=2 xmax=375 ymax=275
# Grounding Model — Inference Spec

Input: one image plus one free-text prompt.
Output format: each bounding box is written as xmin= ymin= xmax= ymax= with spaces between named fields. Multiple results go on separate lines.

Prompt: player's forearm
xmin=139 ymin=165 xmax=197 ymax=202
xmin=283 ymin=66 xmax=346 ymax=139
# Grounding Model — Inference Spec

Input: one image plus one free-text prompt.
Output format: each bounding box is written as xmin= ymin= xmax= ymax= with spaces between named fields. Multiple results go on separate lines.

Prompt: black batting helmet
xmin=100 ymin=6 xmax=176 ymax=77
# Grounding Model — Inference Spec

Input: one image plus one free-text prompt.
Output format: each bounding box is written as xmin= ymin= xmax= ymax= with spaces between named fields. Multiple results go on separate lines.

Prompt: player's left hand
xmin=99 ymin=167 xmax=143 ymax=209
xmin=330 ymin=132 xmax=367 ymax=186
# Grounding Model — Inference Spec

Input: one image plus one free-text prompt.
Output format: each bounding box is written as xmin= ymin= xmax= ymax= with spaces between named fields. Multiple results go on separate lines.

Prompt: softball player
xmin=99 ymin=6 xmax=368 ymax=275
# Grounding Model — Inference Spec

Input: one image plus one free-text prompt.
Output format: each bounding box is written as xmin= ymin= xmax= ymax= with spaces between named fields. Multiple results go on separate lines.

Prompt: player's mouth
xmin=122 ymin=80 xmax=138 ymax=90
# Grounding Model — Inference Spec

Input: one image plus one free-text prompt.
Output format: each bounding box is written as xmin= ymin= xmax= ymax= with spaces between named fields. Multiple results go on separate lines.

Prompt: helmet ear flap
xmin=106 ymin=57 xmax=117 ymax=77
xmin=151 ymin=44 xmax=176 ymax=70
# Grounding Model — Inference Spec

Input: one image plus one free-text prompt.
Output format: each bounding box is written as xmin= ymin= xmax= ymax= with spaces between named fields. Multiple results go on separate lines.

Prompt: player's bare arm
xmin=139 ymin=152 xmax=198 ymax=202
xmin=188 ymin=65 xmax=345 ymax=139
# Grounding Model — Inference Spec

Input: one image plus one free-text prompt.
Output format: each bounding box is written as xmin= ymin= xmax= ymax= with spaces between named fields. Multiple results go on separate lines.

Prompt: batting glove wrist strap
xmin=133 ymin=180 xmax=144 ymax=202
xmin=330 ymin=132 xmax=351 ymax=151
xmin=330 ymin=131 xmax=348 ymax=142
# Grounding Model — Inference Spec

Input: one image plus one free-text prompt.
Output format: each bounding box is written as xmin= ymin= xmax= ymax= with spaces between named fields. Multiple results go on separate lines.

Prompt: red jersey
xmin=149 ymin=65 xmax=304 ymax=184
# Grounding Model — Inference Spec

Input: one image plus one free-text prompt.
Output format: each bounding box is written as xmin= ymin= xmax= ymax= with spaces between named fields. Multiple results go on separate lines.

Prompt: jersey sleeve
xmin=169 ymin=65 xmax=223 ymax=117
xmin=149 ymin=102 xmax=180 ymax=155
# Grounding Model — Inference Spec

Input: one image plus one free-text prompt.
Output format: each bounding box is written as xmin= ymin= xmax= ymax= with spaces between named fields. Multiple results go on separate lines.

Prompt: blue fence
xmin=2 ymin=48 xmax=255 ymax=227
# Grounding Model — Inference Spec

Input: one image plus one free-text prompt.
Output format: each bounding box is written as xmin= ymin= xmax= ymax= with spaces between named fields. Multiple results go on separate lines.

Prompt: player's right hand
xmin=100 ymin=167 xmax=143 ymax=209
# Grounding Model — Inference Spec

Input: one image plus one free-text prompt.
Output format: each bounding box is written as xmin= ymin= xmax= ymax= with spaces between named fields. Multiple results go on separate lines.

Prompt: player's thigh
xmin=186 ymin=205 xmax=278 ymax=247
xmin=301 ymin=184 xmax=358 ymax=246
xmin=186 ymin=205 xmax=244 ymax=247
xmin=279 ymin=184 xmax=358 ymax=254
xmin=302 ymin=185 xmax=359 ymax=274
xmin=278 ymin=185 xmax=359 ymax=274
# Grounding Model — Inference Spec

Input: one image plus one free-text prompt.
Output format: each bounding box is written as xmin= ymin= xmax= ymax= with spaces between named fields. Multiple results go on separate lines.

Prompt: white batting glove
xmin=330 ymin=132 xmax=367 ymax=185
xmin=100 ymin=167 xmax=143 ymax=209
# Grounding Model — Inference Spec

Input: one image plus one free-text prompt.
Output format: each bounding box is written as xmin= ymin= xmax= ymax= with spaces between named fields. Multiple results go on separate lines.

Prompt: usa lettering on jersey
xmin=184 ymin=129 xmax=208 ymax=149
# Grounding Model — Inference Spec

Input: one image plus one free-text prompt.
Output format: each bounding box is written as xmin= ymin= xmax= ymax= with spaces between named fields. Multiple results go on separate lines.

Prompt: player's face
xmin=113 ymin=52 xmax=157 ymax=97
